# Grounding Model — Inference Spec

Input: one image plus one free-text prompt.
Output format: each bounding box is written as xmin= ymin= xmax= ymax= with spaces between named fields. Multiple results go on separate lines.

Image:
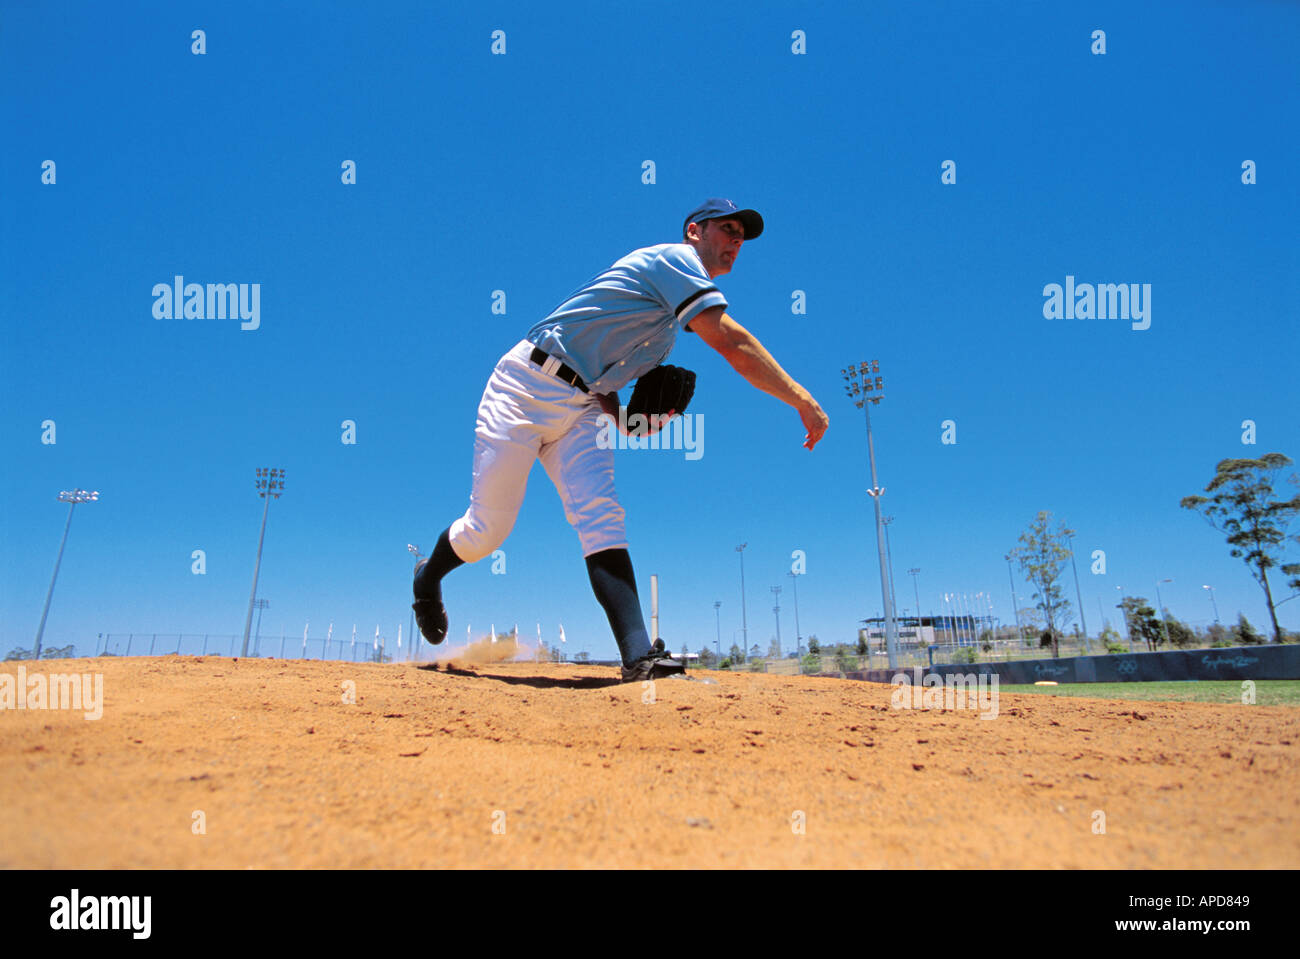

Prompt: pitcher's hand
xmin=798 ymin=397 xmax=829 ymax=450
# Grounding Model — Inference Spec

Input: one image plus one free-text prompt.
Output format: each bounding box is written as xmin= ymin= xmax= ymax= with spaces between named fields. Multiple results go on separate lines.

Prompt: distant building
xmin=858 ymin=614 xmax=988 ymax=648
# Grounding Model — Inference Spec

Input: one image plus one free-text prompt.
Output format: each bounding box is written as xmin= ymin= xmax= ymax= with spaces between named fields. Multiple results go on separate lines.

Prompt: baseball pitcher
xmin=413 ymin=198 xmax=830 ymax=682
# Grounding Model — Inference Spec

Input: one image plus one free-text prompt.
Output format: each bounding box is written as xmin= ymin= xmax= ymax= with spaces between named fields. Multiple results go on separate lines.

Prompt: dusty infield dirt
xmin=2 ymin=655 xmax=1297 ymax=868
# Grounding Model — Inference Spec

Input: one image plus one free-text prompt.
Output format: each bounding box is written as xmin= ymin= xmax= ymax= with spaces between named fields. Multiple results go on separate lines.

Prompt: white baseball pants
xmin=447 ymin=339 xmax=628 ymax=562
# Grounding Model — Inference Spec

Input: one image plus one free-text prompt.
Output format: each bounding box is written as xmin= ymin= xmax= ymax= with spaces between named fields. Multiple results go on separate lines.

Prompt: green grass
xmin=998 ymin=680 xmax=1300 ymax=707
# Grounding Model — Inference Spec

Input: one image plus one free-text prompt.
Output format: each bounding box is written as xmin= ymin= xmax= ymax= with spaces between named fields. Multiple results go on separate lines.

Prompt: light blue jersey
xmin=526 ymin=242 xmax=727 ymax=393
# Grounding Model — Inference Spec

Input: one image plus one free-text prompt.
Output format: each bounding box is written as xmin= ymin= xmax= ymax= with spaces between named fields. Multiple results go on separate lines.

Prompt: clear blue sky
xmin=3 ymin=1 xmax=1297 ymax=660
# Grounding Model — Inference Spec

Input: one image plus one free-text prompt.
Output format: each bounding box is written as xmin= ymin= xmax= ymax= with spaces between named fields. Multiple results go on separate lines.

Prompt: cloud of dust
xmin=430 ymin=633 xmax=544 ymax=664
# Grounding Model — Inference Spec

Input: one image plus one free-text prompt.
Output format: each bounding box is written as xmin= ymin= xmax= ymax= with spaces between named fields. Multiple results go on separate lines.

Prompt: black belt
xmin=530 ymin=346 xmax=589 ymax=393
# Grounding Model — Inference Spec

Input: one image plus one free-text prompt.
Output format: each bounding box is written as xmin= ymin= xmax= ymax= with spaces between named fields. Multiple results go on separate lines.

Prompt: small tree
xmin=1119 ymin=596 xmax=1163 ymax=651
xmin=1205 ymin=622 xmax=1232 ymax=647
xmin=767 ymin=638 xmax=782 ymax=660
xmin=1181 ymin=453 xmax=1300 ymax=643
xmin=697 ymin=646 xmax=717 ymax=668
xmin=1232 ymin=613 xmax=1266 ymax=646
xmin=1016 ymin=608 xmax=1043 ymax=643
xmin=855 ymin=633 xmax=868 ymax=656
xmin=1162 ymin=614 xmax=1198 ymax=649
xmin=1098 ymin=625 xmax=1126 ymax=654
xmin=1009 ymin=511 xmax=1076 ymax=658
xmin=807 ymin=636 xmax=821 ymax=656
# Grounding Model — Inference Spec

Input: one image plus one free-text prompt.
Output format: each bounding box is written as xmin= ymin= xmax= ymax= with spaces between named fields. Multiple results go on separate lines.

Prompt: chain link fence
xmin=92 ymin=633 xmax=404 ymax=663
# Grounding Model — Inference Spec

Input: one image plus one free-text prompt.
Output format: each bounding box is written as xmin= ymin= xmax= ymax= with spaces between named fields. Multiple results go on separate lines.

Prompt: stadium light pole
xmin=713 ymin=601 xmax=722 ymax=660
xmin=1156 ymin=578 xmax=1173 ymax=648
xmin=771 ymin=585 xmax=782 ymax=657
xmin=241 ymin=468 xmax=285 ymax=658
xmin=843 ymin=360 xmax=898 ymax=669
xmin=1115 ymin=585 xmax=1135 ymax=651
xmin=252 ymin=599 xmax=269 ymax=657
xmin=908 ymin=568 xmax=922 ymax=644
xmin=1005 ymin=554 xmax=1023 ymax=644
xmin=882 ymin=516 xmax=899 ymax=625
xmin=1068 ymin=534 xmax=1090 ymax=654
xmin=735 ymin=544 xmax=748 ymax=663
xmin=1202 ymin=584 xmax=1220 ymax=625
xmin=33 ymin=488 xmax=100 ymax=659
xmin=787 ymin=570 xmax=802 ymax=657
xmin=407 ymin=544 xmax=424 ymax=660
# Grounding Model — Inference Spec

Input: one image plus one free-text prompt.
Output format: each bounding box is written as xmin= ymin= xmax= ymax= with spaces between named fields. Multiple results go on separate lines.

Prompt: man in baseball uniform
xmin=414 ymin=198 xmax=829 ymax=682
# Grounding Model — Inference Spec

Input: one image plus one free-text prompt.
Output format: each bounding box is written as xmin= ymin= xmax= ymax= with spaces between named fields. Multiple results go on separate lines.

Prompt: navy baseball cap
xmin=682 ymin=198 xmax=764 ymax=241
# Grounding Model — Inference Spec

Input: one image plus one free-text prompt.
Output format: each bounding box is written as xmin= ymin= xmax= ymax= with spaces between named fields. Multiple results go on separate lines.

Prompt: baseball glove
xmin=596 ymin=364 xmax=696 ymax=436
xmin=630 ymin=364 xmax=695 ymax=421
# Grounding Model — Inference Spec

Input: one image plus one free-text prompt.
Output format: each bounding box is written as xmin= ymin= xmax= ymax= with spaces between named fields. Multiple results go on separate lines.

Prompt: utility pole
xmin=736 ymin=544 xmax=749 ymax=662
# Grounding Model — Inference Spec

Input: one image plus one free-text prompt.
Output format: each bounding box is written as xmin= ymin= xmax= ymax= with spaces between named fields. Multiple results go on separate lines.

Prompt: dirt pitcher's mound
xmin=2 ymin=657 xmax=1297 ymax=868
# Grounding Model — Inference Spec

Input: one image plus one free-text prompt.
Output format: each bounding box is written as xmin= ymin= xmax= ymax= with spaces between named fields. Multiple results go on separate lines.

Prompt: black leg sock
xmin=414 ymin=527 xmax=464 ymax=600
xmin=585 ymin=548 xmax=653 ymax=666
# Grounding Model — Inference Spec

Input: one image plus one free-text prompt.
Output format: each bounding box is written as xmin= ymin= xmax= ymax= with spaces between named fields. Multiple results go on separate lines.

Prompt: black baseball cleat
xmin=412 ymin=559 xmax=448 ymax=645
xmin=620 ymin=638 xmax=686 ymax=683
xmin=412 ymin=599 xmax=447 ymax=645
